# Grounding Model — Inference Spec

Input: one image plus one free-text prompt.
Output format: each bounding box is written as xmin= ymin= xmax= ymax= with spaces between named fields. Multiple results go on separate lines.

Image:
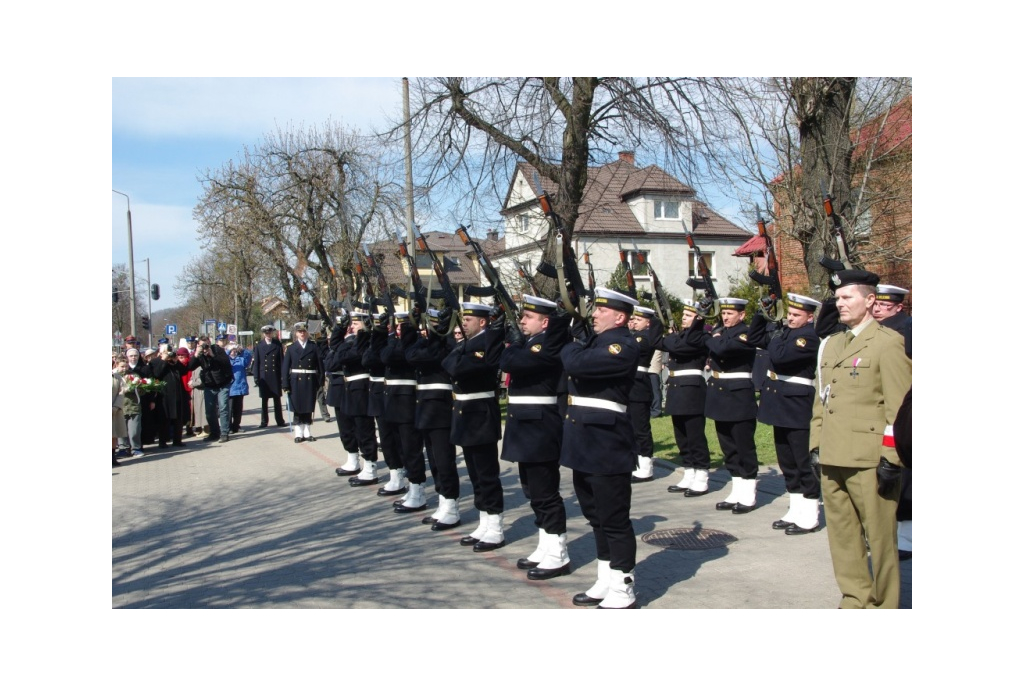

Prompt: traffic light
xmin=112 ymin=288 xmax=119 ymax=304
xmin=151 ymin=284 xmax=160 ymax=300
xmin=141 ymin=316 xmax=151 ymax=331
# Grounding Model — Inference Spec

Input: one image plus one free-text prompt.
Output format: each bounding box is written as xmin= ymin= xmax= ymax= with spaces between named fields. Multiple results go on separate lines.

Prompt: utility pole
xmin=145 ymin=258 xmax=152 ymax=347
xmin=113 ymin=190 xmax=136 ymax=337
xmin=403 ymin=77 xmax=416 ymax=257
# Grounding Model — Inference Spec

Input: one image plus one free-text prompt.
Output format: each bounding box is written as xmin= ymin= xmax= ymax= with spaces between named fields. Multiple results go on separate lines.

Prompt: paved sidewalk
xmin=112 ymin=408 xmax=911 ymax=609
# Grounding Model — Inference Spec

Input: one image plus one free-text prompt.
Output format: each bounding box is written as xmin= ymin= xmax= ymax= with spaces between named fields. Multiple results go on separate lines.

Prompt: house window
xmin=654 ymin=200 xmax=680 ymax=220
xmin=628 ymin=250 xmax=649 ymax=275
xmin=688 ymin=251 xmax=714 ymax=280
xmin=518 ymin=215 xmax=530 ymax=233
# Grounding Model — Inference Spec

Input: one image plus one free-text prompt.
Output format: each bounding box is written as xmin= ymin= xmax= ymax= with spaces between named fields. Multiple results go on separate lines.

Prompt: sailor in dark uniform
xmin=747 ymin=293 xmax=821 ymax=533
xmin=659 ymin=299 xmax=712 ymax=496
xmin=500 ymin=295 xmax=571 ymax=579
xmin=872 ymin=284 xmax=912 ymax=561
xmin=334 ymin=311 xmax=380 ymax=486
xmin=325 ymin=313 xmax=361 ymax=472
xmin=253 ymin=325 xmax=287 ymax=428
xmin=365 ymin=314 xmax=408 ymax=498
xmin=563 ymin=287 xmax=641 ymax=609
xmin=690 ymin=298 xmax=760 ymax=513
xmin=442 ymin=302 xmax=506 ymax=552
xmin=405 ymin=310 xmax=460 ymax=530
xmin=379 ymin=312 xmax=427 ymax=511
xmin=281 ymin=321 xmax=324 ymax=443
xmin=627 ymin=305 xmax=664 ymax=483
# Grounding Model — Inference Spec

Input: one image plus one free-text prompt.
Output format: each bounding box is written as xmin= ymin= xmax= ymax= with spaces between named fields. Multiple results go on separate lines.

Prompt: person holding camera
xmin=187 ymin=335 xmax=234 ymax=443
xmin=810 ymin=270 xmax=911 ymax=609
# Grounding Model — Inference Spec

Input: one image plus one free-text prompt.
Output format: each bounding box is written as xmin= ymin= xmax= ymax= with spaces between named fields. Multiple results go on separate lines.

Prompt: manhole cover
xmin=641 ymin=528 xmax=737 ymax=551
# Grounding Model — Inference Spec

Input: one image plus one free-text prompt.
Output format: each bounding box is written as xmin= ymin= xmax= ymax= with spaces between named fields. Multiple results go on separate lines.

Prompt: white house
xmin=492 ymin=152 xmax=753 ymax=307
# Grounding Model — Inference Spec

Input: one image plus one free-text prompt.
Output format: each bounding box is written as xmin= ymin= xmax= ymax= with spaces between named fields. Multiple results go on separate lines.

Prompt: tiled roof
xmin=733 ymin=234 xmax=766 ymax=256
xmin=363 ymin=231 xmax=485 ymax=290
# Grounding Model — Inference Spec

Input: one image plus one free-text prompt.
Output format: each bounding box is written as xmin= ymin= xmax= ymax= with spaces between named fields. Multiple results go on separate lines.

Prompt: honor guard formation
xmin=114 ymin=243 xmax=911 ymax=609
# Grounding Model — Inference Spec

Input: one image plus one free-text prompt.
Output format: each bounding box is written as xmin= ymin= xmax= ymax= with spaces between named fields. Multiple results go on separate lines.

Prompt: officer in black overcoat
xmin=627 ymin=306 xmax=663 ymax=483
xmin=500 ymin=295 xmax=571 ymax=579
xmin=690 ymin=298 xmax=760 ymax=513
xmin=442 ymin=302 xmax=506 ymax=552
xmin=658 ymin=299 xmax=712 ymax=496
xmin=335 ymin=312 xmax=380 ymax=487
xmin=281 ymin=321 xmax=324 ymax=443
xmin=747 ymin=293 xmax=821 ymax=533
xmin=253 ymin=325 xmax=287 ymax=428
xmin=326 ymin=313 xmax=362 ymax=474
xmin=562 ymin=287 xmax=640 ymax=609
xmin=365 ymin=314 xmax=407 ymax=498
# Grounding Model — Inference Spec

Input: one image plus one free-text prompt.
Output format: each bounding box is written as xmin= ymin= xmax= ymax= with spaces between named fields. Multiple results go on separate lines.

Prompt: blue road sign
xmin=166 ymin=324 xmax=177 ymax=336
xmin=218 ymin=322 xmax=228 ymax=332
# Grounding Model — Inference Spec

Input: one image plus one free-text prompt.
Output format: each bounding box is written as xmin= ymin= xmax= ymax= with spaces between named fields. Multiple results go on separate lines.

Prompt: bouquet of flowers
xmin=124 ymin=374 xmax=167 ymax=397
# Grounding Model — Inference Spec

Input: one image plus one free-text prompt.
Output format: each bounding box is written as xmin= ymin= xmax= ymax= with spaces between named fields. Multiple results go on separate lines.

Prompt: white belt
xmin=669 ymin=369 xmax=703 ymax=377
xmin=386 ymin=379 xmax=416 ymax=386
xmin=453 ymin=391 xmax=496 ymax=401
xmin=636 ymin=366 xmax=651 ymax=373
xmin=370 ymin=376 xmax=385 ymax=383
xmin=417 ymin=383 xmax=453 ymax=391
xmin=568 ymin=396 xmax=627 ymax=413
xmin=507 ymin=395 xmax=558 ymax=405
xmin=291 ymin=369 xmax=318 ymax=374
xmin=345 ymin=374 xmax=370 ymax=382
xmin=711 ymin=371 xmax=752 ymax=380
xmin=767 ymin=371 xmax=814 ymax=387
xmin=329 ymin=371 xmax=345 ymax=376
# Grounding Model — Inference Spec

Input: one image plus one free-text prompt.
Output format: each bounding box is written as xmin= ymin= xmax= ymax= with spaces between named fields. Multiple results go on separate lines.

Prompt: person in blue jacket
xmin=228 ymin=344 xmax=252 ymax=433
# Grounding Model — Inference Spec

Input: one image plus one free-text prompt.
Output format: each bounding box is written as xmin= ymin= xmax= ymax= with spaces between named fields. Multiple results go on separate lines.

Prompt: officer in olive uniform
xmin=811 ymin=269 xmax=911 ymax=609
xmin=747 ymin=293 xmax=821 ymax=534
xmin=627 ymin=306 xmax=664 ymax=483
xmin=365 ymin=314 xmax=409 ymax=499
xmin=253 ymin=325 xmax=287 ymax=428
xmin=500 ymin=295 xmax=572 ymax=579
xmin=659 ymin=299 xmax=712 ymax=496
xmin=690 ymin=298 xmax=759 ymax=513
xmin=405 ymin=310 xmax=461 ymax=530
xmin=442 ymin=302 xmax=506 ymax=552
xmin=563 ymin=287 xmax=641 ymax=609
xmin=333 ymin=312 xmax=380 ymax=487
xmin=281 ymin=321 xmax=325 ymax=443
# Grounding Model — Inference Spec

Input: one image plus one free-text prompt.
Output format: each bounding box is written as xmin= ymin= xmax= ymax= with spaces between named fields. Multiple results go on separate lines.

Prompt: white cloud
xmin=113 ymin=77 xmax=404 ymax=139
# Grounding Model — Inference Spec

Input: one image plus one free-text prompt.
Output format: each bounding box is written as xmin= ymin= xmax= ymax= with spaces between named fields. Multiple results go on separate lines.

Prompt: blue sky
xmin=112 ymin=77 xmax=407 ymax=310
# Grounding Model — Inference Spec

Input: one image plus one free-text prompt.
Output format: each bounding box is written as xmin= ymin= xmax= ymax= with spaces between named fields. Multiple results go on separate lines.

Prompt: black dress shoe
xmin=473 ymin=539 xmax=506 ymax=552
xmin=732 ymin=503 xmax=756 ymax=514
xmin=715 ymin=501 xmax=737 ymax=511
xmin=460 ymin=535 xmax=480 ymax=547
xmin=785 ymin=523 xmax=819 ymax=535
xmin=898 ymin=550 xmax=912 ymax=561
xmin=431 ymin=519 xmax=461 ymax=531
xmin=421 ymin=515 xmax=438 ymax=525
xmin=112 ymin=458 xmax=122 ymax=467
xmin=158 ymin=443 xmax=169 ymax=449
xmin=667 ymin=484 xmax=688 ymax=493
xmin=349 ymin=477 xmax=380 ymax=487
xmin=202 ymin=434 xmax=218 ymax=442
xmin=517 ymin=558 xmax=540 ymax=570
xmin=378 ymin=486 xmax=408 ymax=497
xmin=394 ymin=501 xmax=427 ymax=513
xmin=631 ymin=475 xmax=654 ymax=483
xmin=258 ymin=423 xmax=268 ymax=428
xmin=276 ymin=422 xmax=288 ymax=427
xmin=527 ymin=563 xmax=571 ymax=580
xmin=295 ymin=437 xmax=305 ymax=444
xmin=336 ymin=466 xmax=360 ymax=476
xmin=772 ymin=519 xmax=793 ymax=530
xmin=684 ymin=488 xmax=709 ymax=497
xmin=172 ymin=441 xmax=184 ymax=446
xmin=572 ymin=593 xmax=602 ymax=607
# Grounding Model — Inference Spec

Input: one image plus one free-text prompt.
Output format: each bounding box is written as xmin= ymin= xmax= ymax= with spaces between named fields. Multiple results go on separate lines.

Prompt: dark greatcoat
xmin=253 ymin=337 xmax=284 ymax=397
xmin=379 ymin=325 xmax=418 ymax=425
xmin=692 ymin=320 xmax=758 ymax=422
xmin=150 ymin=357 xmax=189 ymax=421
xmin=338 ymin=330 xmax=372 ymax=417
xmin=628 ymin=317 xmax=662 ymax=403
xmin=499 ymin=314 xmax=570 ymax=463
xmin=442 ymin=326 xmax=504 ymax=447
xmin=281 ymin=339 xmax=324 ymax=414
xmin=559 ymin=325 xmax=640 ymax=474
xmin=405 ymin=327 xmax=455 ymax=431
xmin=658 ymin=316 xmax=708 ymax=416
xmin=363 ymin=327 xmax=388 ymax=417
xmin=324 ymin=326 xmax=349 ymax=410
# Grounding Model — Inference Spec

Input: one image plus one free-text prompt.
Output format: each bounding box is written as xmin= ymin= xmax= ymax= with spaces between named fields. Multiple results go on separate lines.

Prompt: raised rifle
xmin=455 ymin=225 xmax=519 ymax=322
xmin=352 ymin=250 xmax=381 ymax=329
xmin=683 ymin=229 xmax=720 ymax=319
xmin=748 ymin=206 xmax=784 ymax=320
xmin=414 ymin=225 xmax=464 ymax=335
xmin=633 ymin=244 xmax=674 ymax=327
xmin=820 ymin=180 xmax=854 ymax=276
xmin=513 ymin=257 xmax=540 ymax=296
xmin=395 ymin=230 xmax=430 ymax=326
xmin=617 ymin=242 xmax=638 ymax=300
xmin=581 ymin=243 xmax=596 ymax=303
xmin=537 ymin=191 xmax=593 ymax=336
xmin=362 ymin=244 xmax=396 ymax=320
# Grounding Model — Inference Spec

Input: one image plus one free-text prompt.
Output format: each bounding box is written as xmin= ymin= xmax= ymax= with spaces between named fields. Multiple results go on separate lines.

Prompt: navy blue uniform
xmin=628 ymin=318 xmax=662 ymax=460
xmin=659 ymin=316 xmax=711 ymax=470
xmin=365 ymin=326 xmax=402 ymax=474
xmin=405 ymin=327 xmax=459 ymax=501
xmin=501 ymin=314 xmax=570 ymax=533
xmin=281 ymin=340 xmax=324 ymax=418
xmin=253 ymin=337 xmax=286 ymax=426
xmin=324 ymin=329 xmax=359 ymax=454
xmin=378 ymin=325 xmax=426 ymax=485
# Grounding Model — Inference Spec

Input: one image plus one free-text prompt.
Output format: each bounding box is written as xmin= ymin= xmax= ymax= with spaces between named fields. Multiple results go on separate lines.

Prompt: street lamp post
xmin=113 ymin=190 xmax=136 ymax=337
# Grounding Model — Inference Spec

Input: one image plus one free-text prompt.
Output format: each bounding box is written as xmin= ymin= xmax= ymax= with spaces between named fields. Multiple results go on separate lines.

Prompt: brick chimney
xmin=618 ymin=151 xmax=635 ymax=165
xmin=486 ymin=229 xmax=499 ymax=241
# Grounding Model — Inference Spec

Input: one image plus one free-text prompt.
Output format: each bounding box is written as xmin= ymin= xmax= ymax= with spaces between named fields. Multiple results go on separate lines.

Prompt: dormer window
xmin=654 ymin=200 xmax=680 ymax=220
